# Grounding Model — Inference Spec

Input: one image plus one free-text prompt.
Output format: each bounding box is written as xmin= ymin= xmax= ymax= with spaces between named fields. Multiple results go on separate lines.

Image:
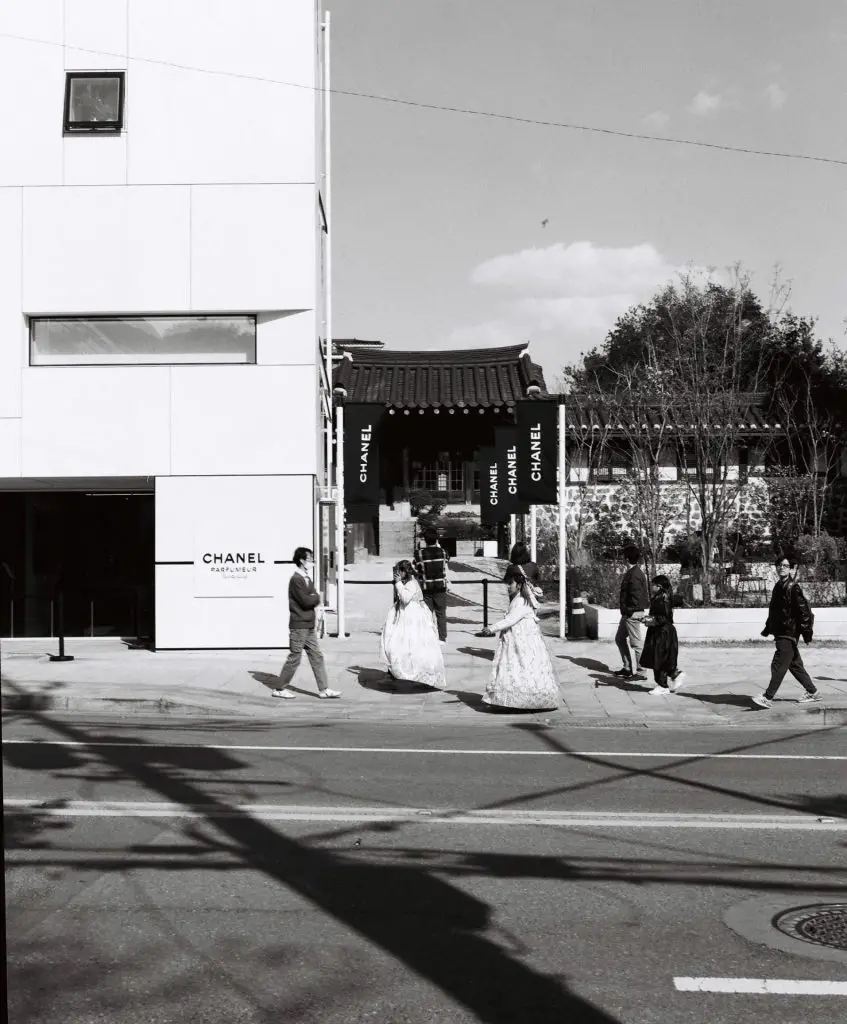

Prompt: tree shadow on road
xmin=4 ymin=711 xmax=621 ymax=1024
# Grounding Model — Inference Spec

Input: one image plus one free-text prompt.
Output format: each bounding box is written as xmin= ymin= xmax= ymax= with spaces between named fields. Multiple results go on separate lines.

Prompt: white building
xmin=0 ymin=1 xmax=331 ymax=648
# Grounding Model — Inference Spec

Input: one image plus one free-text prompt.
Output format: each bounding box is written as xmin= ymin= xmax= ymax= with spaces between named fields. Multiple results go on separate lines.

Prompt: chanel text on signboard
xmin=529 ymin=424 xmax=542 ymax=481
xmin=359 ymin=425 xmax=372 ymax=483
xmin=507 ymin=444 xmax=518 ymax=495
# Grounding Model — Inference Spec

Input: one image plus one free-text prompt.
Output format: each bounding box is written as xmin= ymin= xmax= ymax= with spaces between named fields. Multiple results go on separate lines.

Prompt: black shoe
xmin=613 ymin=668 xmax=634 ymax=678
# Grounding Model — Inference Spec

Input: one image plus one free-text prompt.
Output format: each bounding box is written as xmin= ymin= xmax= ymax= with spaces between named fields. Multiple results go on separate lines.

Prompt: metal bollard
xmin=569 ymin=595 xmax=586 ymax=640
xmin=482 ymin=578 xmax=489 ymax=629
xmin=49 ymin=591 xmax=75 ymax=662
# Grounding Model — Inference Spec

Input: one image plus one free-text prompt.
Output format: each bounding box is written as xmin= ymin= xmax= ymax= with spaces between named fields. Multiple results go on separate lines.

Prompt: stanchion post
xmin=49 ymin=590 xmax=74 ymax=662
xmin=558 ymin=400 xmax=567 ymax=640
xmin=482 ymin=578 xmax=489 ymax=629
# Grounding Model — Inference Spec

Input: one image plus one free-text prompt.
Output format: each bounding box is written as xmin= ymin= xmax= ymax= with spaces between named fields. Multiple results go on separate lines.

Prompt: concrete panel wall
xmin=22 ymin=186 xmax=191 ymax=314
xmin=21 ymin=367 xmax=171 ymax=476
xmin=0 ymin=3 xmax=64 ymax=187
xmin=65 ymin=0 xmax=128 ymax=69
xmin=190 ymin=185 xmax=315 ymax=311
xmin=595 ymin=606 xmax=847 ymax=642
xmin=0 ymin=189 xmax=24 ymax=418
xmin=169 ymin=364 xmax=318 ymax=476
xmin=155 ymin=474 xmax=314 ymax=648
xmin=127 ymin=0 xmax=316 ymax=185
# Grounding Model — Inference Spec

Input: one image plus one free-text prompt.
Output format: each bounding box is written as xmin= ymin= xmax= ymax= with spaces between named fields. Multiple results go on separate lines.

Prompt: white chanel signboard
xmin=194 ymin=537 xmax=275 ymax=597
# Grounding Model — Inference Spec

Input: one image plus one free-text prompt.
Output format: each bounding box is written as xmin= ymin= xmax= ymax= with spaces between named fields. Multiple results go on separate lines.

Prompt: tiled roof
xmin=333 ymin=344 xmax=547 ymax=409
xmin=564 ymin=392 xmax=780 ymax=432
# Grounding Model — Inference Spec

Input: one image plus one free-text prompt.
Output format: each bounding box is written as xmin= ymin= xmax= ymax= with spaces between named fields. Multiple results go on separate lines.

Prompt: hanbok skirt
xmin=483 ymin=615 xmax=560 ymax=709
xmin=380 ymin=599 xmax=447 ymax=689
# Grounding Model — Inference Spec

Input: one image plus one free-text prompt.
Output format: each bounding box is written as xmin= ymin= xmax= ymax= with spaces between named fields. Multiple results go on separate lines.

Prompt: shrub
xmin=416 ymin=511 xmax=494 ymax=542
xmin=409 ymin=490 xmax=446 ymax=517
xmin=794 ymin=532 xmax=847 ymax=580
xmin=571 ymin=560 xmax=624 ymax=608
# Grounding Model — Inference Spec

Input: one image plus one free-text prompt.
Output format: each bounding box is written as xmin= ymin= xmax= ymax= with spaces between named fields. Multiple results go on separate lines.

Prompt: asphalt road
xmin=4 ymin=713 xmax=846 ymax=1024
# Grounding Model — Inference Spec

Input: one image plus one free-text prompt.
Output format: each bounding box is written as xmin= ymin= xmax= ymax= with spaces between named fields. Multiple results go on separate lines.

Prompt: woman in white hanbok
xmin=380 ymin=560 xmax=447 ymax=689
xmin=479 ymin=568 xmax=559 ymax=709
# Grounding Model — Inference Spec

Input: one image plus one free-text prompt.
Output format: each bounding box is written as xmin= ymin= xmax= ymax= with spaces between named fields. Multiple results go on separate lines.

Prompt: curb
xmin=3 ymin=691 xmax=846 ymax=729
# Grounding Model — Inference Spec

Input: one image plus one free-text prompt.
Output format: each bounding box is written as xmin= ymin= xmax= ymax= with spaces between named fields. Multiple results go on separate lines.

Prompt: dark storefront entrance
xmin=0 ymin=492 xmax=154 ymax=639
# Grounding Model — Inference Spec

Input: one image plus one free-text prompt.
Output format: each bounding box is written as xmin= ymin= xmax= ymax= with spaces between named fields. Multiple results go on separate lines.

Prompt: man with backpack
xmin=753 ymin=555 xmax=820 ymax=709
xmin=414 ymin=527 xmax=449 ymax=644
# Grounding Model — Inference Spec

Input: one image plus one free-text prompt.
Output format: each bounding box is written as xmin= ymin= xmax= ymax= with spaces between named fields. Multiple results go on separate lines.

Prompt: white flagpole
xmin=558 ymin=400 xmax=567 ymax=639
xmin=530 ymin=504 xmax=537 ymax=562
xmin=509 ymin=513 xmax=516 ymax=553
xmin=323 ymin=12 xmax=332 ymax=492
xmin=335 ymin=401 xmax=345 ymax=637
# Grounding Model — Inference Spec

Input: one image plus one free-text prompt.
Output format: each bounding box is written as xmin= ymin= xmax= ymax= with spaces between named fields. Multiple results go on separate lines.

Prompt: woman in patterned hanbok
xmin=380 ymin=560 xmax=447 ymax=689
xmin=478 ymin=567 xmax=560 ymax=709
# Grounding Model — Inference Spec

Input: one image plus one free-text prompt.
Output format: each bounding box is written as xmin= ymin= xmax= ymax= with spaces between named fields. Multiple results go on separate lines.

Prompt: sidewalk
xmin=3 ymin=630 xmax=846 ymax=728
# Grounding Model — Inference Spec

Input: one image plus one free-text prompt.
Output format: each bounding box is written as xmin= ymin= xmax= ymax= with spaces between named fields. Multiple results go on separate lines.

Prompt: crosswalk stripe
xmin=2 ymin=740 xmax=845 ymax=760
xmin=674 ymin=978 xmax=847 ymax=995
xmin=4 ymin=801 xmax=846 ymax=828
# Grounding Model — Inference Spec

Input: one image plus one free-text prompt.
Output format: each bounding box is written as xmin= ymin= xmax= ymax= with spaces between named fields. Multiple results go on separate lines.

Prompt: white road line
xmin=4 ymin=801 xmax=846 ymax=828
xmin=2 ymin=740 xmax=845 ymax=759
xmin=674 ymin=977 xmax=847 ymax=995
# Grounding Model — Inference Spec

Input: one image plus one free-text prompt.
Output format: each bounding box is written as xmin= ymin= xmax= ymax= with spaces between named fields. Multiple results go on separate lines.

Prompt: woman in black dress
xmin=639 ymin=574 xmax=686 ymax=695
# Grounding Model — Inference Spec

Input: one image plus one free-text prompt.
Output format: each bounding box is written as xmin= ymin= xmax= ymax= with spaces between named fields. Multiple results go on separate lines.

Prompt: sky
xmin=329 ymin=0 xmax=847 ymax=385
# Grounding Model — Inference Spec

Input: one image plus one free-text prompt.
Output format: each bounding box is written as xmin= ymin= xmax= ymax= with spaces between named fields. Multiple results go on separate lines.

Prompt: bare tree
xmin=770 ymin=361 xmax=842 ymax=543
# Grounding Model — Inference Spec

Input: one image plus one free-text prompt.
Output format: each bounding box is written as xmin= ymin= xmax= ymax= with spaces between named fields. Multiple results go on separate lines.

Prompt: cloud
xmin=644 ymin=110 xmax=670 ymax=129
xmin=764 ymin=82 xmax=787 ymax=110
xmin=471 ymin=240 xmax=684 ymax=299
xmin=449 ymin=241 xmax=699 ymax=374
xmin=687 ymin=90 xmax=723 ymax=116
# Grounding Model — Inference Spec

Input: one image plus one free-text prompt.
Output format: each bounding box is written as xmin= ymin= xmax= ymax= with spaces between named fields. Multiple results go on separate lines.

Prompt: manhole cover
xmin=774 ymin=904 xmax=847 ymax=951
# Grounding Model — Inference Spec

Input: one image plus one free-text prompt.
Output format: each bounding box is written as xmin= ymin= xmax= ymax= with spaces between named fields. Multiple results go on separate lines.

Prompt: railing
xmin=1 ymin=585 xmax=151 ymax=641
xmin=343 ymin=577 xmax=562 ymax=630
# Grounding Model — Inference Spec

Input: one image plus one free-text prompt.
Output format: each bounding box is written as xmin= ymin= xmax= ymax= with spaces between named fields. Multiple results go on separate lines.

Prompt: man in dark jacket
xmin=614 ymin=544 xmax=650 ymax=679
xmin=272 ymin=547 xmax=341 ymax=700
xmin=414 ymin=527 xmax=449 ymax=643
xmin=753 ymin=556 xmax=819 ymax=709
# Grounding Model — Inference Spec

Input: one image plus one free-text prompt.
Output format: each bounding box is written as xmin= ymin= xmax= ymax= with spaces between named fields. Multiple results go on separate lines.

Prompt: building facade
xmin=0 ymin=1 xmax=330 ymax=646
xmin=332 ymin=343 xmax=547 ymax=557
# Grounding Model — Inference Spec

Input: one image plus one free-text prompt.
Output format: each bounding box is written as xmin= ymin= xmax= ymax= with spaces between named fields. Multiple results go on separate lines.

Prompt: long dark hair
xmin=393 ymin=560 xmax=415 ymax=606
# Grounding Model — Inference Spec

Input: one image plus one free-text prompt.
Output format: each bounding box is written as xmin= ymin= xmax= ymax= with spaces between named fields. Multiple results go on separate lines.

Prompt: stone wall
xmin=534 ymin=477 xmax=775 ymax=554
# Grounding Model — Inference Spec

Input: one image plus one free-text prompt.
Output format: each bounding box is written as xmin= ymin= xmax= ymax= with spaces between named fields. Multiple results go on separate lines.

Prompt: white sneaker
xmin=648 ymin=686 xmax=669 ymax=696
xmin=670 ymin=672 xmax=686 ymax=692
xmin=271 ymin=688 xmax=297 ymax=700
xmin=439 ymin=640 xmax=447 ymax=646
xmin=318 ymin=688 xmax=342 ymax=699
xmin=752 ymin=693 xmax=772 ymax=709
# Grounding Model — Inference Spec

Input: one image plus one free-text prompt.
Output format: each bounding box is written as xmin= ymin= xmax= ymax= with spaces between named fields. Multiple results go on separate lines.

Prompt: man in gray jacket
xmin=614 ymin=544 xmax=649 ymax=679
xmin=272 ymin=546 xmax=341 ymax=700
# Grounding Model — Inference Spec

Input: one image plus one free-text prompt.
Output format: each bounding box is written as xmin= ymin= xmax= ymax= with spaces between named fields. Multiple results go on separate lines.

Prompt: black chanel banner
xmin=344 ymin=403 xmax=382 ymax=507
xmin=495 ymin=425 xmax=530 ymax=516
xmin=516 ymin=399 xmax=559 ymax=504
xmin=478 ymin=446 xmax=506 ymax=524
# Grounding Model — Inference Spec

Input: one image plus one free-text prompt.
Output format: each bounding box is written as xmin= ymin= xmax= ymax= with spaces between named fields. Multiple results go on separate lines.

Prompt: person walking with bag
xmin=753 ymin=555 xmax=820 ymax=709
xmin=414 ymin=527 xmax=450 ymax=644
xmin=614 ymin=544 xmax=649 ymax=679
xmin=272 ymin=547 xmax=341 ymax=701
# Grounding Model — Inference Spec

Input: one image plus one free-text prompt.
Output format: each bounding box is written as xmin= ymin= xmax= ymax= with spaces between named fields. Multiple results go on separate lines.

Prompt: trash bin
xmin=568 ymin=595 xmax=587 ymax=639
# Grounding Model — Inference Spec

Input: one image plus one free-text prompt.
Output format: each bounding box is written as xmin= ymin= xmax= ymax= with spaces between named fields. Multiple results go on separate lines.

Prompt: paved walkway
xmin=3 ymin=557 xmax=845 ymax=728
xmin=3 ymin=632 xmax=846 ymax=728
